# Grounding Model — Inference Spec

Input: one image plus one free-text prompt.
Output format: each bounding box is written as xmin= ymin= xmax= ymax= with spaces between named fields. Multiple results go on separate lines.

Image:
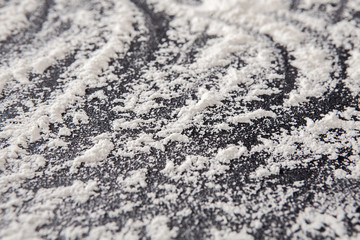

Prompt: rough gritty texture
xmin=1 ymin=0 xmax=360 ymax=239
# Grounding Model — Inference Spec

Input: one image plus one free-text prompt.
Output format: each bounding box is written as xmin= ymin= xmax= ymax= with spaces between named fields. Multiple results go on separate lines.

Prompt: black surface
xmin=1 ymin=0 xmax=360 ymax=239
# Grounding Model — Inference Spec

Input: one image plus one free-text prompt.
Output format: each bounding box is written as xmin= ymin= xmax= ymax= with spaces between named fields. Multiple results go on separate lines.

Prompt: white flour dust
xmin=1 ymin=0 xmax=360 ymax=239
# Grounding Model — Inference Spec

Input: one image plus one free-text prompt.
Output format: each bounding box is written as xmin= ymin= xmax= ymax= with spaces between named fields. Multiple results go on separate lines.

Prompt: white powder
xmin=58 ymin=127 xmax=71 ymax=136
xmin=346 ymin=49 xmax=360 ymax=94
xmin=1 ymin=0 xmax=360 ymax=239
xmin=146 ymin=216 xmax=178 ymax=240
xmin=72 ymin=110 xmax=89 ymax=125
xmin=210 ymin=227 xmax=252 ymax=240
xmin=118 ymin=168 xmax=148 ymax=192
xmin=36 ymin=180 xmax=98 ymax=204
xmin=0 ymin=0 xmax=38 ymax=41
xmin=229 ymin=109 xmax=276 ymax=124
xmin=71 ymin=138 xmax=114 ymax=172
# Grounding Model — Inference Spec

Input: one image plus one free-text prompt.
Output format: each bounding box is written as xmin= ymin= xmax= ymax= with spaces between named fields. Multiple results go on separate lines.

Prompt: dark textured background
xmin=1 ymin=0 xmax=360 ymax=239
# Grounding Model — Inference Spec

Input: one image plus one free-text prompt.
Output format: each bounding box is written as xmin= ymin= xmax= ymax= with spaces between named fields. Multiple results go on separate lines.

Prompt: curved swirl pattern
xmin=1 ymin=0 xmax=360 ymax=239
